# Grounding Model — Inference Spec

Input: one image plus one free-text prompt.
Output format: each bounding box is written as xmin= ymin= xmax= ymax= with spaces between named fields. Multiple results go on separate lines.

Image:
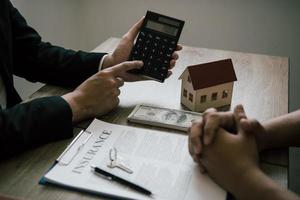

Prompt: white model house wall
xmin=195 ymin=82 xmax=234 ymax=112
xmin=180 ymin=71 xmax=196 ymax=111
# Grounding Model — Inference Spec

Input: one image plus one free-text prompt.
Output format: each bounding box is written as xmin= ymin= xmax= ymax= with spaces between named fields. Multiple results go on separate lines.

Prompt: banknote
xmin=127 ymin=104 xmax=202 ymax=131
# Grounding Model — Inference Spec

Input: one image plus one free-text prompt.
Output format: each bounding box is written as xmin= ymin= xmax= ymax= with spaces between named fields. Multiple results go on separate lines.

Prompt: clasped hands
xmin=63 ymin=17 xmax=182 ymax=122
xmin=188 ymin=105 xmax=267 ymax=194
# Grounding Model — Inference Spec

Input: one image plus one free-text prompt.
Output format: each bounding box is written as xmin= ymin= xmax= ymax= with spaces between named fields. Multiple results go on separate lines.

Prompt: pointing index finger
xmin=110 ymin=61 xmax=143 ymax=76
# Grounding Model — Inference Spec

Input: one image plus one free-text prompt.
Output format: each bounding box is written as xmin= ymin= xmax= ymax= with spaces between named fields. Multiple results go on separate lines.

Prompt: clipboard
xmin=39 ymin=119 xmax=228 ymax=200
xmin=39 ymin=129 xmax=90 ymax=182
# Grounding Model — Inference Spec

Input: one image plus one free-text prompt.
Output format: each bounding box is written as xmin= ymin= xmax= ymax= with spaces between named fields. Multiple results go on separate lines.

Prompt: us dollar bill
xmin=128 ymin=104 xmax=202 ymax=131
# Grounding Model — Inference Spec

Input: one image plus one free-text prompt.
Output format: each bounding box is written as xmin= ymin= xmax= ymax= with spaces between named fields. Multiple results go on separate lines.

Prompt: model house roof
xmin=179 ymin=59 xmax=237 ymax=90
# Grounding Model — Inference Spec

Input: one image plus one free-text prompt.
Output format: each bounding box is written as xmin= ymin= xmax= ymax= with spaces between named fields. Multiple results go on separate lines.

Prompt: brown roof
xmin=185 ymin=59 xmax=237 ymax=90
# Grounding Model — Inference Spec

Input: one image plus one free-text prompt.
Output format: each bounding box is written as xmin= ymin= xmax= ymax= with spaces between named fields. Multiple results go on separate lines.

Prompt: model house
xmin=179 ymin=59 xmax=237 ymax=112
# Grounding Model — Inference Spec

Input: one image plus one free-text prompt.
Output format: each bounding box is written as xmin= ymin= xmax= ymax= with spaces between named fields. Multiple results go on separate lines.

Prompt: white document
xmin=44 ymin=119 xmax=226 ymax=200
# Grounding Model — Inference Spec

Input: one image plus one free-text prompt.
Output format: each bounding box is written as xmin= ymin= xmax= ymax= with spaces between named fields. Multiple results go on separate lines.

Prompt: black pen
xmin=91 ymin=165 xmax=152 ymax=196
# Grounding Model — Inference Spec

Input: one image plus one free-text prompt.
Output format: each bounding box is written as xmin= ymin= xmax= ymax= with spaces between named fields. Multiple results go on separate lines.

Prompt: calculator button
xmin=170 ymin=40 xmax=176 ymax=45
xmin=140 ymin=31 xmax=146 ymax=37
xmin=156 ymin=57 xmax=162 ymax=63
xmin=136 ymin=44 xmax=142 ymax=49
xmin=138 ymin=38 xmax=143 ymax=43
xmin=166 ymin=48 xmax=174 ymax=55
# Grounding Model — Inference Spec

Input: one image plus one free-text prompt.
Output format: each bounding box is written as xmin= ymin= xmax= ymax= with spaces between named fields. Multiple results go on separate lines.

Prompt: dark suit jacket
xmin=0 ymin=0 xmax=106 ymax=159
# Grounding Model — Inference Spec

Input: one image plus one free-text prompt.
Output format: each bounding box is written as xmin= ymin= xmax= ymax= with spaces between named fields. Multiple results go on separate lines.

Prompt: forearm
xmin=0 ymin=97 xmax=73 ymax=159
xmin=233 ymin=168 xmax=300 ymax=200
xmin=62 ymin=92 xmax=92 ymax=123
xmin=260 ymin=110 xmax=300 ymax=150
xmin=14 ymin=41 xmax=104 ymax=87
xmin=9 ymin=1 xmax=104 ymax=87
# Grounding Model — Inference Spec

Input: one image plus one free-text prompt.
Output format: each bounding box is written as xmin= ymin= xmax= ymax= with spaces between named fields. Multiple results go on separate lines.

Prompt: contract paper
xmin=44 ymin=119 xmax=226 ymax=200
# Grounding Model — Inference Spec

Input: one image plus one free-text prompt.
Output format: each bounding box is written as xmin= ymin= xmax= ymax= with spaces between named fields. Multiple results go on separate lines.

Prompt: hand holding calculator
xmin=128 ymin=11 xmax=185 ymax=82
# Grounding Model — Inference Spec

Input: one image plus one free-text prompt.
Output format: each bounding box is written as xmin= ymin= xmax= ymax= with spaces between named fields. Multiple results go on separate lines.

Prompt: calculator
xmin=128 ymin=11 xmax=185 ymax=82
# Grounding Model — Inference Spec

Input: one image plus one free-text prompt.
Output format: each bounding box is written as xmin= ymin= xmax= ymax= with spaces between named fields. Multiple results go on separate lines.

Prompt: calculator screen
xmin=145 ymin=20 xmax=178 ymax=36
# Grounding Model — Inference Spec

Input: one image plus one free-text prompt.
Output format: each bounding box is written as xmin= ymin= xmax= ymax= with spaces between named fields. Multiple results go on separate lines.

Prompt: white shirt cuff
xmin=98 ymin=54 xmax=108 ymax=71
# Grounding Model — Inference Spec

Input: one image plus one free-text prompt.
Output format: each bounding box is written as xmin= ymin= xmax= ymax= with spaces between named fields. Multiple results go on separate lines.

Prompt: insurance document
xmin=44 ymin=119 xmax=226 ymax=200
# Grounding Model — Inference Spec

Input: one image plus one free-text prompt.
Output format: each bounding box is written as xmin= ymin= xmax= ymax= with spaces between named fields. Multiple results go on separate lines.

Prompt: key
xmin=107 ymin=161 xmax=133 ymax=174
xmin=107 ymin=147 xmax=133 ymax=174
xmin=115 ymin=162 xmax=134 ymax=174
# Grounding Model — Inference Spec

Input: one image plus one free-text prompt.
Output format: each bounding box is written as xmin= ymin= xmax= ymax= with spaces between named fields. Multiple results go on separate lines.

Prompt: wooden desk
xmin=0 ymin=37 xmax=289 ymax=199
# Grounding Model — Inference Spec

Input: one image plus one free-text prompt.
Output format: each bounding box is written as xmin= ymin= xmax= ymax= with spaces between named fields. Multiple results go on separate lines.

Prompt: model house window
xmin=200 ymin=95 xmax=207 ymax=103
xmin=188 ymin=75 xmax=191 ymax=83
xmin=222 ymin=90 xmax=229 ymax=98
xmin=211 ymin=92 xmax=218 ymax=101
xmin=183 ymin=89 xmax=187 ymax=97
xmin=189 ymin=93 xmax=193 ymax=102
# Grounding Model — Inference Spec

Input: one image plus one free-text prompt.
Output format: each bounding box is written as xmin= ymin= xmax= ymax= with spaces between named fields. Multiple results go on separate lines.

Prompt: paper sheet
xmin=44 ymin=119 xmax=226 ymax=200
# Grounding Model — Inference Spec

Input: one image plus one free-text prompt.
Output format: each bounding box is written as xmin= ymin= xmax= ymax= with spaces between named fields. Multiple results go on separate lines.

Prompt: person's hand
xmin=188 ymin=105 xmax=268 ymax=171
xmin=102 ymin=17 xmax=183 ymax=82
xmin=198 ymin=105 xmax=260 ymax=194
xmin=189 ymin=106 xmax=300 ymax=200
xmin=62 ymin=61 xmax=143 ymax=122
xmin=188 ymin=108 xmax=236 ymax=172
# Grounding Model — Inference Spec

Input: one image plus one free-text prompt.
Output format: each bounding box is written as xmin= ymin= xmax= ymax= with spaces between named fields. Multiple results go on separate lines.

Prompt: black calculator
xmin=128 ymin=11 xmax=185 ymax=82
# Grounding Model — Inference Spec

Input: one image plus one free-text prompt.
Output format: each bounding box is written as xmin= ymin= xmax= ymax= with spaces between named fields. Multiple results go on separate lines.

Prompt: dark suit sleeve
xmin=0 ymin=96 xmax=73 ymax=160
xmin=9 ymin=2 xmax=106 ymax=87
xmin=0 ymin=2 xmax=107 ymax=159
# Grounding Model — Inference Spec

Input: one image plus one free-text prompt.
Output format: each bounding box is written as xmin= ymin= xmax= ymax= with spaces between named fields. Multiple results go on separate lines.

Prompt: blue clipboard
xmin=39 ymin=124 xmax=232 ymax=200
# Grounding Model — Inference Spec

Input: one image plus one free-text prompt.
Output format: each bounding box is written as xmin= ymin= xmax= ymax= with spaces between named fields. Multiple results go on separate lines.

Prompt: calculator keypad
xmin=130 ymin=31 xmax=177 ymax=82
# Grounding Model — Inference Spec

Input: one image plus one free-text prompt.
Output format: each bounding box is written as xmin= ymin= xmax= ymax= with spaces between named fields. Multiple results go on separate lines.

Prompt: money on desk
xmin=127 ymin=104 xmax=202 ymax=131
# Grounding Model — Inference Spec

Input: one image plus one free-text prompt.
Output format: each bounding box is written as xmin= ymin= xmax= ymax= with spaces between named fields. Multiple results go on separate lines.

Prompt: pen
xmin=91 ymin=165 xmax=152 ymax=196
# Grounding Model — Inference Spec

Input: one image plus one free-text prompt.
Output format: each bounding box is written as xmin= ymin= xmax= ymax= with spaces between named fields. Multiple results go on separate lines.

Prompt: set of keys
xmin=107 ymin=148 xmax=133 ymax=174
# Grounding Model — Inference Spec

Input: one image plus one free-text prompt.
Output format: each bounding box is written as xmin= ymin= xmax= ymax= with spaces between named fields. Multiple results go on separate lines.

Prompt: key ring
xmin=109 ymin=147 xmax=117 ymax=165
